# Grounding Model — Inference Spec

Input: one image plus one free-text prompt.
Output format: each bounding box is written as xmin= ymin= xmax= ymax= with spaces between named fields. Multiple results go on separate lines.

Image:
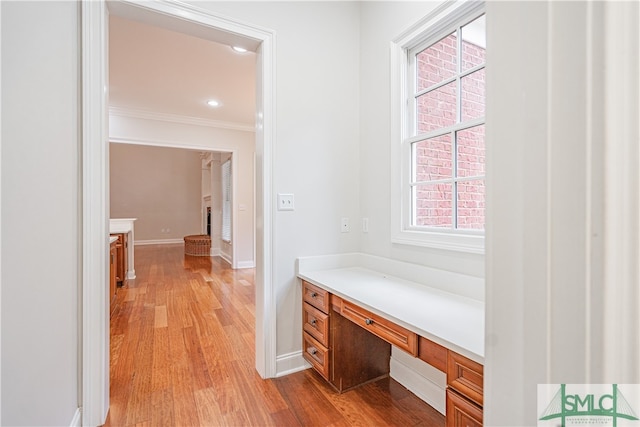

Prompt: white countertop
xmin=298 ymin=267 xmax=484 ymax=364
xmin=109 ymin=236 xmax=118 ymax=244
xmin=110 ymin=218 xmax=137 ymax=234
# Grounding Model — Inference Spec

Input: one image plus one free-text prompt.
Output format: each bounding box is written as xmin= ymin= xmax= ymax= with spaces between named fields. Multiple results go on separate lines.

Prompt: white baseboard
xmin=390 ymin=347 xmax=446 ymax=415
xmin=69 ymin=408 xmax=81 ymax=427
xmin=236 ymin=260 xmax=256 ymax=269
xmin=219 ymin=252 xmax=232 ymax=266
xmin=126 ymin=269 xmax=136 ymax=280
xmin=275 ymin=350 xmax=309 ymax=378
xmin=134 ymin=238 xmax=184 ymax=246
xmin=210 ymin=247 xmax=220 ymax=256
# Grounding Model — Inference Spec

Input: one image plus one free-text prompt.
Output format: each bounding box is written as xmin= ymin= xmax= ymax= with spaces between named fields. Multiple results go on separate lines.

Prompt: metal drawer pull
xmin=310 ymin=319 xmax=317 ymax=326
xmin=309 ymin=348 xmax=317 ymax=355
xmin=365 ymin=318 xmax=374 ymax=325
xmin=311 ymin=292 xmax=318 ymax=298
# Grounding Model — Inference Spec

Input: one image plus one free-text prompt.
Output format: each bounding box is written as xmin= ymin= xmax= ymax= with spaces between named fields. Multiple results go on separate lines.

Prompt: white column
xmin=485 ymin=1 xmax=639 ymax=425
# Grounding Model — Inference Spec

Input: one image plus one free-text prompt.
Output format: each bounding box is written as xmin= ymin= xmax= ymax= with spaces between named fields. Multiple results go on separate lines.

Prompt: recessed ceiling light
xmin=232 ymin=46 xmax=248 ymax=53
xmin=207 ymin=100 xmax=220 ymax=107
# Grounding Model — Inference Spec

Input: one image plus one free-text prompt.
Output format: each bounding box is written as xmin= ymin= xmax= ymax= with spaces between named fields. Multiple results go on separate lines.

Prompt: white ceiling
xmin=109 ymin=15 xmax=256 ymax=127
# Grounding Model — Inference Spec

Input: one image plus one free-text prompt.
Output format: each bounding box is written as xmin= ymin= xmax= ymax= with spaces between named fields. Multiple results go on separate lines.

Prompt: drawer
xmin=302 ymin=280 xmax=330 ymax=314
xmin=418 ymin=336 xmax=448 ymax=372
xmin=341 ymin=299 xmax=418 ymax=356
xmin=446 ymin=388 xmax=483 ymax=427
xmin=447 ymin=351 xmax=484 ymax=406
xmin=303 ymin=302 xmax=329 ymax=347
xmin=303 ymin=332 xmax=330 ymax=380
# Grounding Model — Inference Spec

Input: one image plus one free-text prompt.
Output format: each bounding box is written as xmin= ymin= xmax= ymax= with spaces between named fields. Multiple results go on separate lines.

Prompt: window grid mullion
xmin=453 ymin=25 xmax=463 ymax=230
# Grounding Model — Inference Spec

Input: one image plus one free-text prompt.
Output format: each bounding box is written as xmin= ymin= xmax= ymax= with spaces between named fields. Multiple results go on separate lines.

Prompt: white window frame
xmin=391 ymin=0 xmax=485 ymax=254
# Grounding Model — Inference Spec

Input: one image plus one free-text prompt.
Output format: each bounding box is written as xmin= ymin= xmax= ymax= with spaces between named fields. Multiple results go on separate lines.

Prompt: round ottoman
xmin=183 ymin=234 xmax=211 ymax=256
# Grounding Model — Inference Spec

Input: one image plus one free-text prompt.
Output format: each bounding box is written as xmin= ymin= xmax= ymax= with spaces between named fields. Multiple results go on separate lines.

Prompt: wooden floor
xmin=104 ymin=244 xmax=444 ymax=427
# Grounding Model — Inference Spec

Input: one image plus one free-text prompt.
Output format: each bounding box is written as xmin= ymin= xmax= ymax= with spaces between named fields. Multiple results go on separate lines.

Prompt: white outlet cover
xmin=277 ymin=193 xmax=295 ymax=211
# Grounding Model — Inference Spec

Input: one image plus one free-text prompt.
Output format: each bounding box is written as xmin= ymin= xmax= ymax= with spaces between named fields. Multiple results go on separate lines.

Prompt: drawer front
xmin=303 ymin=332 xmax=330 ymax=380
xmin=303 ymin=302 xmax=329 ymax=347
xmin=446 ymin=388 xmax=483 ymax=427
xmin=302 ymin=281 xmax=330 ymax=314
xmin=418 ymin=336 xmax=448 ymax=372
xmin=341 ymin=299 xmax=418 ymax=356
xmin=447 ymin=351 xmax=484 ymax=406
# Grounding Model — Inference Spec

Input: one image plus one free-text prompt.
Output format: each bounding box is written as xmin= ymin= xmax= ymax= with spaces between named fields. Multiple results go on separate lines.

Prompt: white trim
xmin=0 ymin=3 xmax=3 ymax=421
xmin=389 ymin=348 xmax=446 ymax=415
xmin=82 ymin=1 xmax=277 ymax=423
xmin=69 ymin=408 xmax=82 ymax=427
xmin=219 ymin=251 xmax=232 ymax=266
xmin=236 ymin=260 xmax=256 ymax=269
xmin=602 ymin=0 xmax=640 ymax=381
xmin=134 ymin=238 xmax=184 ymax=246
xmin=109 ymin=106 xmax=254 ymax=132
xmin=109 ymin=136 xmax=241 ymax=153
xmin=275 ymin=351 xmax=309 ymax=378
xmin=81 ymin=1 xmax=110 ymax=425
xmin=390 ymin=1 xmax=485 ymax=254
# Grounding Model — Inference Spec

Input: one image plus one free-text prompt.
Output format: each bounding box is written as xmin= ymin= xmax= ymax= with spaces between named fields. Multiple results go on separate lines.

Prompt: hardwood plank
xmin=154 ymin=305 xmax=168 ymax=329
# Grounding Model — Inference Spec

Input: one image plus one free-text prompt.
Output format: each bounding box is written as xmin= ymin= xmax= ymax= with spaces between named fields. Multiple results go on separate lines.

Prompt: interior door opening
xmin=82 ymin=1 xmax=276 ymax=424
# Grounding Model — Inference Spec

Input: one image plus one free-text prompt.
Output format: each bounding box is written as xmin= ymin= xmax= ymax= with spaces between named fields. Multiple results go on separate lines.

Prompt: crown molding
xmin=109 ymin=106 xmax=255 ymax=132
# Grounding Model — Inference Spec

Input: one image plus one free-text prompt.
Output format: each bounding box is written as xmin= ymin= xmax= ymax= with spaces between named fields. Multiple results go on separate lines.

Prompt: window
xmin=221 ymin=159 xmax=232 ymax=242
xmin=391 ymin=2 xmax=485 ymax=253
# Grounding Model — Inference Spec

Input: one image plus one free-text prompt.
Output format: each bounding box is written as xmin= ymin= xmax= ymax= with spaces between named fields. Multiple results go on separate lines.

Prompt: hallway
xmin=104 ymin=244 xmax=444 ymax=426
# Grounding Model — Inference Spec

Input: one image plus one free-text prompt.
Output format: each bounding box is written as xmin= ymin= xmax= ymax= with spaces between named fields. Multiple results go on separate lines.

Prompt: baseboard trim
xmin=390 ymin=348 xmax=446 ymax=415
xmin=236 ymin=260 xmax=256 ymax=269
xmin=69 ymin=408 xmax=81 ymax=427
xmin=134 ymin=238 xmax=184 ymax=246
xmin=219 ymin=252 xmax=232 ymax=266
xmin=275 ymin=350 xmax=309 ymax=378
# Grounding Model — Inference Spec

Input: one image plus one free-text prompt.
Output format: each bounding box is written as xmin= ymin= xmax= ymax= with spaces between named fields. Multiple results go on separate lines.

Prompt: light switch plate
xmin=341 ymin=217 xmax=350 ymax=233
xmin=277 ymin=193 xmax=294 ymax=211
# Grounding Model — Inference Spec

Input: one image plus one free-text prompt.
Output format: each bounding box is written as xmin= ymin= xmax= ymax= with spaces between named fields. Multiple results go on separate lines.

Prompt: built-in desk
xmin=298 ymin=256 xmax=484 ymax=427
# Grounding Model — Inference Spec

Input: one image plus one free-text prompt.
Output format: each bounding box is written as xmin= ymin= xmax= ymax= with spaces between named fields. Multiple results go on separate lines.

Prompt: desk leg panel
xmin=330 ymin=309 xmax=391 ymax=393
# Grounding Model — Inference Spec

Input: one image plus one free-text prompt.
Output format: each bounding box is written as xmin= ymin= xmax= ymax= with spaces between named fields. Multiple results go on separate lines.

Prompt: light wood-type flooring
xmin=104 ymin=244 xmax=445 ymax=426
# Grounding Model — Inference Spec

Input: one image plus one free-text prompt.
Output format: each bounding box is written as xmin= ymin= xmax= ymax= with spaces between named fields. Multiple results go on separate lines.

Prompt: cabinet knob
xmin=365 ymin=318 xmax=374 ymax=325
xmin=310 ymin=319 xmax=317 ymax=326
xmin=311 ymin=292 xmax=318 ymax=298
xmin=309 ymin=348 xmax=317 ymax=355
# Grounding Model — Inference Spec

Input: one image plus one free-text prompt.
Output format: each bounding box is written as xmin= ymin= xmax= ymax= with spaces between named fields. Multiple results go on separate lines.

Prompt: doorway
xmin=81 ymin=1 xmax=276 ymax=425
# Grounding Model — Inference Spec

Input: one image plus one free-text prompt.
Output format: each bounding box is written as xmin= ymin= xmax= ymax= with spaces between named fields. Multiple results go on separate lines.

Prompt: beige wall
xmin=110 ymin=143 xmax=203 ymax=242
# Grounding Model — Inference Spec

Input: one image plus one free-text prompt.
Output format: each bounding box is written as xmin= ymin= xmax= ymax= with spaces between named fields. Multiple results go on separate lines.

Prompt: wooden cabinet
xmin=446 ymin=350 xmax=484 ymax=426
xmin=301 ymin=279 xmax=483 ymax=425
xmin=446 ymin=388 xmax=483 ymax=427
xmin=341 ymin=299 xmax=418 ymax=356
xmin=302 ymin=281 xmax=331 ymax=381
xmin=302 ymin=281 xmax=390 ymax=393
xmin=447 ymin=351 xmax=484 ymax=407
xmin=112 ymin=233 xmax=128 ymax=284
xmin=110 ymin=239 xmax=117 ymax=316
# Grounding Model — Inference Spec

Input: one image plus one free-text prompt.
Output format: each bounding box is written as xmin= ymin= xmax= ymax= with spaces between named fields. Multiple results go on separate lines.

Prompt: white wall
xmin=187 ymin=1 xmax=362 ymax=358
xmin=1 ymin=2 xmax=80 ymax=425
xmin=110 ymin=113 xmax=255 ymax=267
xmin=485 ymin=1 xmax=640 ymax=425
xmin=359 ymin=1 xmax=484 ymax=279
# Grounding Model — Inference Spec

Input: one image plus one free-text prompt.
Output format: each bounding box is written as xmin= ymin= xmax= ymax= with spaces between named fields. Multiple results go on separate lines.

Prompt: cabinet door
xmin=446 ymin=389 xmax=483 ymax=427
